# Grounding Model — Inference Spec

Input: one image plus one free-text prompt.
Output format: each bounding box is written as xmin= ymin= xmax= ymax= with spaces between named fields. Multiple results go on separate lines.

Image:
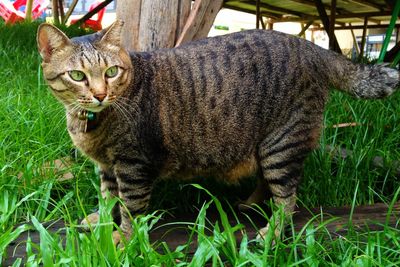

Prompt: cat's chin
xmin=84 ymin=106 xmax=107 ymax=113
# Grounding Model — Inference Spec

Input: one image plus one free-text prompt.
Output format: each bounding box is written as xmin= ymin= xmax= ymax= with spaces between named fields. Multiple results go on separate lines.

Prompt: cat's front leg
xmin=81 ymin=167 xmax=120 ymax=226
xmin=113 ymin=159 xmax=153 ymax=242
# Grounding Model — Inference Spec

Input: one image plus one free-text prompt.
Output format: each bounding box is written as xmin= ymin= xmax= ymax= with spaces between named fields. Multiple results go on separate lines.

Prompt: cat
xmin=37 ymin=20 xmax=399 ymax=243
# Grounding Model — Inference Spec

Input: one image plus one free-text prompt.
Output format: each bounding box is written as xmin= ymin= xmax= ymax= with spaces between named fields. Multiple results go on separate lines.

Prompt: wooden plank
xmin=310 ymin=23 xmax=400 ymax=30
xmin=176 ymin=0 xmax=192 ymax=41
xmin=288 ymin=0 xmax=380 ymax=23
xmin=223 ymin=3 xmax=282 ymax=20
xmin=348 ymin=0 xmax=386 ymax=11
xmin=176 ymin=0 xmax=211 ymax=46
xmin=243 ymin=0 xmax=310 ymax=18
xmin=274 ymin=11 xmax=392 ymax=22
xmin=176 ymin=0 xmax=223 ymax=46
xmin=191 ymin=0 xmax=224 ymax=42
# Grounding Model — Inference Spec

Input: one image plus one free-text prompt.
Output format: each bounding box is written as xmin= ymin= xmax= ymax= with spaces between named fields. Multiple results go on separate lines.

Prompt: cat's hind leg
xmin=257 ymin=119 xmax=321 ymax=240
xmin=238 ymin=176 xmax=269 ymax=211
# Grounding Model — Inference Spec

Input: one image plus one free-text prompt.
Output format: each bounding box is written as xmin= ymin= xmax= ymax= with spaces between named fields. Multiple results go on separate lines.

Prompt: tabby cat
xmin=37 ymin=20 xmax=399 ymax=242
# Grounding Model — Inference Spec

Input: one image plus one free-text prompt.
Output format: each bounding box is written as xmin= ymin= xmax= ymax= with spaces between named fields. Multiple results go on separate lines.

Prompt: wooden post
xmin=329 ymin=0 xmax=337 ymax=51
xmin=260 ymin=16 xmax=266 ymax=29
xmin=138 ymin=1 xmax=181 ymax=50
xmin=349 ymin=23 xmax=360 ymax=56
xmin=25 ymin=0 xmax=33 ymax=22
xmin=52 ymin=0 xmax=60 ymax=25
xmin=118 ymin=0 xmax=195 ymax=51
xmin=256 ymin=0 xmax=260 ymax=29
xmin=315 ymin=0 xmax=341 ymax=53
xmin=63 ymin=0 xmax=79 ymax=24
xmin=359 ymin=17 xmax=368 ymax=59
xmin=58 ymin=0 xmax=65 ymax=23
xmin=298 ymin=21 xmax=313 ymax=37
xmin=175 ymin=0 xmax=223 ymax=46
xmin=267 ymin=18 xmax=274 ymax=30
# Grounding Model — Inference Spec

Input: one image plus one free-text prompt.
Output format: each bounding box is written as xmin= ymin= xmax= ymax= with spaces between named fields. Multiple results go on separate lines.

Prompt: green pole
xmin=391 ymin=50 xmax=400 ymax=67
xmin=378 ymin=0 xmax=400 ymax=63
xmin=25 ymin=0 xmax=33 ymax=22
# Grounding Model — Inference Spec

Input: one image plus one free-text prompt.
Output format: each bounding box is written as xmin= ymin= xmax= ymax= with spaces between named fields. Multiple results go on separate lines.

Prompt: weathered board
xmin=3 ymin=201 xmax=399 ymax=266
xmin=116 ymin=0 xmax=192 ymax=51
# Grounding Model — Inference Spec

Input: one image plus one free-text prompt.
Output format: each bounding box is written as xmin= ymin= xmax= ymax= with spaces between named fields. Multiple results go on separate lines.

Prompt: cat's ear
xmin=100 ymin=20 xmax=124 ymax=46
xmin=37 ymin=23 xmax=71 ymax=62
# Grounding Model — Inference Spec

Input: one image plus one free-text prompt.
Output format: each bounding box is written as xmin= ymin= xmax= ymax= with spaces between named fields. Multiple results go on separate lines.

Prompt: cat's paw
xmin=112 ymin=230 xmax=122 ymax=245
xmin=235 ymin=200 xmax=252 ymax=212
xmin=80 ymin=212 xmax=100 ymax=227
xmin=256 ymin=225 xmax=268 ymax=241
xmin=256 ymin=223 xmax=280 ymax=247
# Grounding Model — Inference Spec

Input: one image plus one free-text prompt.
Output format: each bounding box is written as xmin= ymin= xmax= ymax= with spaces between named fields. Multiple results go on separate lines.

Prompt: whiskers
xmin=111 ymin=96 xmax=137 ymax=122
xmin=64 ymin=102 xmax=89 ymax=131
xmin=43 ymin=101 xmax=68 ymax=129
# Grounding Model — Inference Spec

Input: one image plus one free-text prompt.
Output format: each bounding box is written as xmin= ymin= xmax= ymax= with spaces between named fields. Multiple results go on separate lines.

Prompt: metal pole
xmin=378 ymin=0 xmax=400 ymax=63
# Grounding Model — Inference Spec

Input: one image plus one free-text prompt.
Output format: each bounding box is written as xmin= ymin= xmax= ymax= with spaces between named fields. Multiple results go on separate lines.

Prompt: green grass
xmin=1 ymin=21 xmax=400 ymax=266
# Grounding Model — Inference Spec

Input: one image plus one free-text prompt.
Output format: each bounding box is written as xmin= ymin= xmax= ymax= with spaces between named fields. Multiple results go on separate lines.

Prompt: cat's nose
xmin=93 ymin=93 xmax=107 ymax=102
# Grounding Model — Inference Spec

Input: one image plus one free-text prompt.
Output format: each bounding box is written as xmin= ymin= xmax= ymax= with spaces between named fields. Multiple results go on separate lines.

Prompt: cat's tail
xmin=325 ymin=52 xmax=400 ymax=99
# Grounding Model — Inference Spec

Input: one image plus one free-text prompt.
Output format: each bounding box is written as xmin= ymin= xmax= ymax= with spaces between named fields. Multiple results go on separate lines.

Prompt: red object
xmin=0 ymin=0 xmax=49 ymax=24
xmin=71 ymin=1 xmax=105 ymax=32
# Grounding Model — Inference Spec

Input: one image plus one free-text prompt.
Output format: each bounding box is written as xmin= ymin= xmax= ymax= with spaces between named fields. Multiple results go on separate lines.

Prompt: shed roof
xmin=223 ymin=0 xmax=399 ymax=28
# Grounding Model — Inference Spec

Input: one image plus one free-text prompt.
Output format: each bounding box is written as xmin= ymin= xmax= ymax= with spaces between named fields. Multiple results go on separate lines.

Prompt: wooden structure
xmin=3 ymin=201 xmax=400 ymax=265
xmin=113 ymin=0 xmax=400 ymax=61
xmin=222 ymin=0 xmax=400 ymax=55
xmin=116 ymin=0 xmax=224 ymax=51
xmin=223 ymin=0 xmax=397 ymax=29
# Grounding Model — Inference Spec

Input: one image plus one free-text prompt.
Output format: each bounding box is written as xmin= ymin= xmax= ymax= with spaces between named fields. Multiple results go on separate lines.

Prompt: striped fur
xmin=37 ymin=21 xmax=399 ymax=240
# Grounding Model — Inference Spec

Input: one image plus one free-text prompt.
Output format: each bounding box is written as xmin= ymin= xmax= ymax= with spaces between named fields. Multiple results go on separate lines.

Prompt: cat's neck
xmin=66 ymin=107 xmax=110 ymax=134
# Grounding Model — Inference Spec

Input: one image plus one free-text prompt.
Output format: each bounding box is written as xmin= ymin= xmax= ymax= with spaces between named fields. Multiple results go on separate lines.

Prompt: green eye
xmin=68 ymin=70 xmax=86 ymax=81
xmin=105 ymin=66 xmax=118 ymax=78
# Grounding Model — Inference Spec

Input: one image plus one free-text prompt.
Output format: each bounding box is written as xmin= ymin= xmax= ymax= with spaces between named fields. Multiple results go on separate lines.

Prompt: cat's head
xmin=37 ymin=20 xmax=132 ymax=113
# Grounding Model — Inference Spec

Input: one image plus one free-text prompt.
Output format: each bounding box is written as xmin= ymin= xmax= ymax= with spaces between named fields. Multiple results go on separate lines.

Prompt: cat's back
xmin=150 ymin=29 xmax=319 ymax=66
xmin=145 ymin=29 xmax=325 ymax=93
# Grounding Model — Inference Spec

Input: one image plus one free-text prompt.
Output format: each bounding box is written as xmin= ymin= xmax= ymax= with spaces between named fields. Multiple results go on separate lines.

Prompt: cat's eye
xmin=105 ymin=66 xmax=118 ymax=78
xmin=68 ymin=70 xmax=86 ymax=81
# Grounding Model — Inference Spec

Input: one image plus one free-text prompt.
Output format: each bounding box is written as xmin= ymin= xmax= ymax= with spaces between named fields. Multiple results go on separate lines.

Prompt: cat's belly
xmin=159 ymin=154 xmax=258 ymax=184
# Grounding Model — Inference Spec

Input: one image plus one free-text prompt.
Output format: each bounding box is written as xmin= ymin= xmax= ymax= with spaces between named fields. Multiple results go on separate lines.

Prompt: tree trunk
xmin=116 ymin=0 xmax=222 ymax=51
xmin=117 ymin=0 xmax=189 ymax=51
